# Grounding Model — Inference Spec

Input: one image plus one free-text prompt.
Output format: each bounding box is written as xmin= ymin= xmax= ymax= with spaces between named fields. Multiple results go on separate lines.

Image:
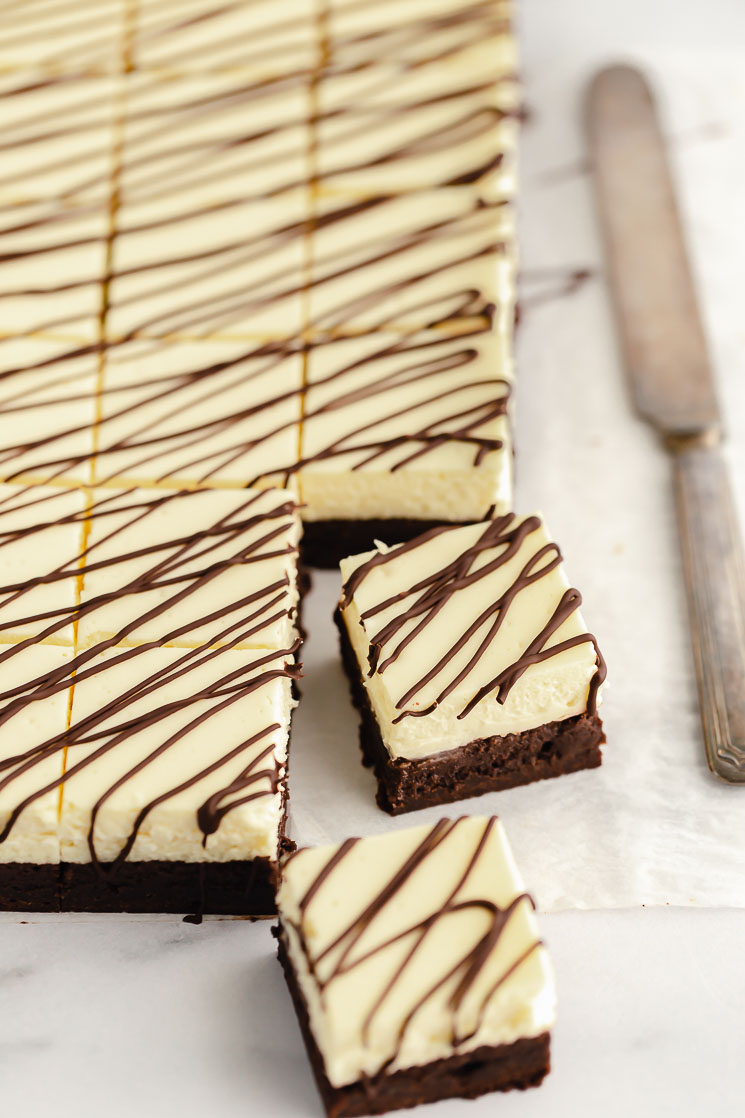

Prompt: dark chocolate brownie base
xmin=1 ymin=686 xmax=301 ymax=915
xmin=0 ymin=863 xmax=62 ymax=912
xmin=59 ymin=852 xmax=287 ymax=915
xmin=276 ymin=928 xmax=550 ymax=1118
xmin=336 ymin=609 xmax=605 ymax=815
xmin=301 ymin=518 xmax=458 ymax=570
xmin=0 ymin=852 xmax=288 ymax=916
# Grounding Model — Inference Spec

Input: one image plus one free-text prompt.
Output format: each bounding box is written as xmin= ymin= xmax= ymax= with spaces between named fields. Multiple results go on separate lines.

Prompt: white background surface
xmin=3 ymin=0 xmax=745 ymax=1114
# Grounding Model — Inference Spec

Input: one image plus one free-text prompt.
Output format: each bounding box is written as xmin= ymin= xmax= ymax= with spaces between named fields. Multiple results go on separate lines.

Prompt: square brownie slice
xmin=0 ymin=484 xmax=305 ymax=915
xmin=276 ymin=815 xmax=555 ymax=1117
xmin=337 ymin=514 xmax=606 ymax=814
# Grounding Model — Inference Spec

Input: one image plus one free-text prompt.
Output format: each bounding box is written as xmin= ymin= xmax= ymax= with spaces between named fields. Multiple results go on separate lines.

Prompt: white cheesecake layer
xmin=327 ymin=0 xmax=513 ymax=57
xmin=0 ymin=0 xmax=125 ymax=73
xmin=278 ymin=815 xmax=556 ymax=1087
xmin=0 ymin=484 xmax=87 ymax=644
xmin=60 ymin=645 xmax=295 ymax=864
xmin=339 ymin=516 xmax=602 ymax=759
xmin=0 ymin=644 xmax=73 ymax=865
xmin=131 ymin=0 xmax=318 ymax=77
xmin=316 ymin=38 xmax=518 ymax=198
xmin=308 ymin=189 xmax=515 ymax=333
xmin=77 ymin=486 xmax=301 ymax=652
xmin=107 ymin=192 xmax=308 ymax=340
xmin=94 ymin=339 xmax=302 ymax=490
xmin=119 ymin=73 xmax=311 ymax=207
xmin=0 ymin=202 xmax=107 ymax=339
xmin=0 ymin=338 xmax=98 ymax=486
xmin=300 ymin=329 xmax=512 ymax=522
xmin=0 ymin=75 xmax=117 ymax=204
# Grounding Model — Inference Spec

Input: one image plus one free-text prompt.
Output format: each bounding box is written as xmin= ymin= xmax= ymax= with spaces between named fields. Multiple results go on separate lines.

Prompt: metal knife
xmin=586 ymin=63 xmax=745 ymax=783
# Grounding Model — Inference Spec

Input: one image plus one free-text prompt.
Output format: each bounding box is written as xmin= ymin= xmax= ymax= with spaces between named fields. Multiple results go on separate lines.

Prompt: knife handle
xmin=673 ymin=441 xmax=745 ymax=782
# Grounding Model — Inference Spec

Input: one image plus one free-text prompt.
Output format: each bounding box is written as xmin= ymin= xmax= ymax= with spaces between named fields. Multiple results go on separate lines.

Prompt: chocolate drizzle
xmin=315 ymin=0 xmax=519 ymax=195
xmin=0 ymin=322 xmax=510 ymax=490
xmin=284 ymin=817 xmax=542 ymax=1069
xmin=307 ymin=192 xmax=511 ymax=333
xmin=340 ymin=515 xmax=606 ymax=721
xmin=300 ymin=327 xmax=510 ymax=475
xmin=0 ymin=484 xmax=302 ymax=867
xmin=0 ymin=0 xmax=523 ymax=882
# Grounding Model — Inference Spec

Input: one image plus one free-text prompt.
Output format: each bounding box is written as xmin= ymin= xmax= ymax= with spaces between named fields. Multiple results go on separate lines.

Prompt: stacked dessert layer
xmin=0 ymin=0 xmax=518 ymax=567
xmin=277 ymin=815 xmax=555 ymax=1115
xmin=337 ymin=515 xmax=606 ymax=813
xmin=0 ymin=483 xmax=302 ymax=913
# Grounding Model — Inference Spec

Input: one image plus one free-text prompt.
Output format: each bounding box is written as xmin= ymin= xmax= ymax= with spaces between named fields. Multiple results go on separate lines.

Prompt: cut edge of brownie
xmin=0 ymin=721 xmax=298 ymax=917
xmin=301 ymin=518 xmax=461 ymax=570
xmin=335 ymin=608 xmax=605 ymax=815
xmin=58 ymin=854 xmax=282 ymax=916
xmin=0 ymin=862 xmax=62 ymax=913
xmin=275 ymin=925 xmax=551 ymax=1118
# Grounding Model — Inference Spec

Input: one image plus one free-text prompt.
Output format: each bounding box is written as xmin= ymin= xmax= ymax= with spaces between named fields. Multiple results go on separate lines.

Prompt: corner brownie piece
xmin=337 ymin=514 xmax=606 ymax=814
xmin=276 ymin=815 xmax=555 ymax=1117
xmin=0 ymin=484 xmax=303 ymax=915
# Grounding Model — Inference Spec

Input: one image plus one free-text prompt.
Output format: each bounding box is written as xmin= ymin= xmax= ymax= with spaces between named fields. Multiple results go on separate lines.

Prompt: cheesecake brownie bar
xmin=0 ymin=484 xmax=303 ymax=914
xmin=276 ymin=815 xmax=555 ymax=1117
xmin=300 ymin=314 xmax=513 ymax=569
xmin=337 ymin=514 xmax=606 ymax=814
xmin=300 ymin=0 xmax=520 ymax=565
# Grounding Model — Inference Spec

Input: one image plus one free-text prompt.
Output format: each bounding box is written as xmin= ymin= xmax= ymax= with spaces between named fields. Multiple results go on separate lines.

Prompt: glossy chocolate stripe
xmin=341 ymin=515 xmax=606 ymax=719
xmin=0 ymin=642 xmax=300 ymax=864
xmin=285 ymin=817 xmax=540 ymax=1065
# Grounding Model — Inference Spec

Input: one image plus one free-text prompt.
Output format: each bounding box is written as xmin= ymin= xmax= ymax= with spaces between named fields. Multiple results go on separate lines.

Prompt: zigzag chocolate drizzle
xmin=0 ymin=0 xmax=125 ymax=73
xmin=340 ymin=515 xmax=606 ymax=720
xmin=299 ymin=327 xmax=510 ymax=473
xmin=0 ymin=640 xmax=300 ymax=868
xmin=284 ymin=816 xmax=541 ymax=1064
xmin=307 ymin=193 xmax=509 ymax=333
xmin=317 ymin=0 xmax=519 ymax=193
xmin=130 ymin=0 xmax=318 ymax=75
xmin=0 ymin=485 xmax=301 ymax=866
xmin=0 ymin=325 xmax=509 ymax=488
xmin=326 ymin=0 xmax=512 ymax=68
xmin=0 ymin=73 xmax=117 ymax=203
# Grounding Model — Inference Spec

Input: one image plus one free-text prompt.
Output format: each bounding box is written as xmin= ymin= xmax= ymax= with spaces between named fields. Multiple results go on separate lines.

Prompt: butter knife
xmin=586 ymin=64 xmax=745 ymax=783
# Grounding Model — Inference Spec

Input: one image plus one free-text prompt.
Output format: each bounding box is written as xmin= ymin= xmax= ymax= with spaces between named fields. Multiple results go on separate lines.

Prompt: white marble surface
xmin=1 ymin=909 xmax=743 ymax=1117
xmin=3 ymin=0 xmax=745 ymax=1114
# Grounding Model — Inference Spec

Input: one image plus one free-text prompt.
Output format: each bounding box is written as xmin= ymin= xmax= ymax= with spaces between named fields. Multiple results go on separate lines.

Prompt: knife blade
xmin=586 ymin=63 xmax=745 ymax=783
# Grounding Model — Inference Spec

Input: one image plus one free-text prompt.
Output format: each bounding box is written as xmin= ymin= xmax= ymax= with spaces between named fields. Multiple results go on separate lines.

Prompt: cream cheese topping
xmin=119 ymin=72 xmax=311 ymax=208
xmin=308 ymin=189 xmax=515 ymax=333
xmin=0 ymin=74 xmax=118 ymax=205
xmin=77 ymin=486 xmax=301 ymax=651
xmin=339 ymin=515 xmax=604 ymax=759
xmin=94 ymin=339 xmax=302 ymax=490
xmin=300 ymin=327 xmax=513 ymax=522
xmin=0 ymin=202 xmax=108 ymax=339
xmin=107 ymin=193 xmax=309 ymax=340
xmin=0 ymin=483 xmax=87 ymax=644
xmin=130 ymin=0 xmax=318 ymax=77
xmin=0 ymin=643 xmax=73 ymax=865
xmin=60 ymin=645 xmax=296 ymax=864
xmin=316 ymin=36 xmax=518 ymax=198
xmin=0 ymin=482 xmax=302 ymax=869
xmin=0 ymin=338 xmax=98 ymax=486
xmin=278 ymin=815 xmax=556 ymax=1087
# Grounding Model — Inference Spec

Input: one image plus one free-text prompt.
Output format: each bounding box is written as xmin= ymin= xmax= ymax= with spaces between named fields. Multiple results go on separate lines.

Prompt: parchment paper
xmin=291 ymin=47 xmax=745 ymax=911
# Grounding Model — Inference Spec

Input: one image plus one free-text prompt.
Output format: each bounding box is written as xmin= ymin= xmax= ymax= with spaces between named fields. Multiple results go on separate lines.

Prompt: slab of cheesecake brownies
xmin=297 ymin=0 xmax=521 ymax=566
xmin=337 ymin=514 xmax=606 ymax=814
xmin=0 ymin=0 xmax=520 ymax=567
xmin=276 ymin=814 xmax=555 ymax=1117
xmin=0 ymin=483 xmax=303 ymax=914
